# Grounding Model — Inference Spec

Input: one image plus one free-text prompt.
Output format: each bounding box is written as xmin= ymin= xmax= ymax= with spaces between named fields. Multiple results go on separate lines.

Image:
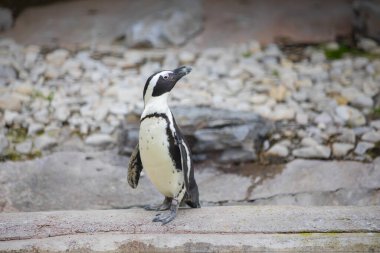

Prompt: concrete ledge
xmin=1 ymin=206 xmax=379 ymax=252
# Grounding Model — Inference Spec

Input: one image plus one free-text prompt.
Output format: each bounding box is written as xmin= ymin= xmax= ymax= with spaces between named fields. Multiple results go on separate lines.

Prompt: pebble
xmin=266 ymin=144 xmax=289 ymax=157
xmin=270 ymin=105 xmax=295 ymax=121
xmin=361 ymin=131 xmax=380 ymax=143
xmin=292 ymin=145 xmax=331 ymax=159
xmin=335 ymin=105 xmax=366 ymax=127
xmin=34 ymin=135 xmax=58 ymax=150
xmin=332 ymin=143 xmax=354 ymax=157
xmin=370 ymin=120 xmax=380 ymax=130
xmin=46 ymin=49 xmax=69 ymax=67
xmin=0 ymin=94 xmax=22 ymax=111
xmin=336 ymin=128 xmax=356 ymax=144
xmin=54 ymin=107 xmax=70 ymax=122
xmin=354 ymin=142 xmax=375 ymax=155
xmin=28 ymin=123 xmax=44 ymax=135
xmin=15 ymin=140 xmax=33 ymax=154
xmin=300 ymin=137 xmax=320 ymax=147
xmin=85 ymin=134 xmax=114 ymax=147
xmin=251 ymin=94 xmax=268 ymax=104
xmin=296 ymin=112 xmax=308 ymax=125
xmin=179 ymin=51 xmax=195 ymax=63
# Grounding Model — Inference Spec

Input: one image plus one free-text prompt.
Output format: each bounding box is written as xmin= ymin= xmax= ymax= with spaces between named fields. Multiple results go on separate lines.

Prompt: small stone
xmin=4 ymin=111 xmax=19 ymax=124
xmin=34 ymin=135 xmax=58 ymax=150
xmin=361 ymin=131 xmax=380 ymax=143
xmin=296 ymin=113 xmax=308 ymax=125
xmin=270 ymin=105 xmax=295 ymax=121
xmin=269 ymin=85 xmax=287 ymax=102
xmin=351 ymin=95 xmax=373 ymax=108
xmin=292 ymin=145 xmax=331 ymax=159
xmin=314 ymin=112 xmax=332 ymax=125
xmin=358 ymin=38 xmax=378 ymax=52
xmin=300 ymin=137 xmax=320 ymax=147
xmin=46 ymin=49 xmax=69 ymax=67
xmin=54 ymin=107 xmax=70 ymax=122
xmin=370 ymin=120 xmax=380 ymax=130
xmin=266 ymin=144 xmax=289 ymax=157
xmin=251 ymin=94 xmax=268 ymax=104
xmin=85 ymin=134 xmax=114 ymax=147
xmin=354 ymin=142 xmax=375 ymax=155
xmin=0 ymin=95 xmax=22 ymax=111
xmin=109 ymin=103 xmax=128 ymax=115
xmin=332 ymin=142 xmax=354 ymax=157
xmin=0 ymin=134 xmax=9 ymax=154
xmin=336 ymin=128 xmax=356 ymax=144
xmin=179 ymin=51 xmax=195 ymax=63
xmin=15 ymin=140 xmax=33 ymax=154
xmin=28 ymin=123 xmax=44 ymax=135
xmin=14 ymin=83 xmax=34 ymax=95
xmin=335 ymin=105 xmax=366 ymax=127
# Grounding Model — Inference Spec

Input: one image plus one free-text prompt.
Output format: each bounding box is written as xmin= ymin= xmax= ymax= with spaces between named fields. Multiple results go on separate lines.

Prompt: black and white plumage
xmin=128 ymin=66 xmax=200 ymax=225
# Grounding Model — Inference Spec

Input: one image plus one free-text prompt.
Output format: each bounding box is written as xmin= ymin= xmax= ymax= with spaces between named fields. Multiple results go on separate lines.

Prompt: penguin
xmin=127 ymin=66 xmax=200 ymax=225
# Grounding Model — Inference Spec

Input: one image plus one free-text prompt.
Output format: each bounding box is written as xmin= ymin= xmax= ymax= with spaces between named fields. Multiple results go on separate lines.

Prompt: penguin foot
xmin=152 ymin=199 xmax=179 ymax=225
xmin=144 ymin=197 xmax=172 ymax=211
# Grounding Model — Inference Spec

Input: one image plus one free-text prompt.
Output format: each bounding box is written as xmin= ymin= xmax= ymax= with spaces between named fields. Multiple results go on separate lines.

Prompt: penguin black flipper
xmin=127 ymin=143 xmax=143 ymax=189
xmin=172 ymin=117 xmax=201 ymax=208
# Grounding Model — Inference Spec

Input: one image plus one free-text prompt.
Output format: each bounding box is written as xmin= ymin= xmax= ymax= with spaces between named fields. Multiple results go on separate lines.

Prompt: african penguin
xmin=127 ymin=66 xmax=200 ymax=225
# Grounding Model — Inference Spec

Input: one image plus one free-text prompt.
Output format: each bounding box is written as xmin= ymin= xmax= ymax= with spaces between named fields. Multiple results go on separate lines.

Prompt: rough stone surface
xmin=1 ymin=151 xmax=379 ymax=212
xmin=332 ymin=142 xmax=355 ymax=157
xmin=292 ymin=145 xmax=331 ymax=159
xmin=0 ymin=206 xmax=379 ymax=252
xmin=85 ymin=134 xmax=114 ymax=147
xmin=34 ymin=135 xmax=57 ymax=150
xmin=124 ymin=0 xmax=202 ymax=48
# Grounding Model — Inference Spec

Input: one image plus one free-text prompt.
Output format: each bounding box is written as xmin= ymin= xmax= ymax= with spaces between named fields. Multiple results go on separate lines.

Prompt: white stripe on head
xmin=144 ymin=70 xmax=171 ymax=104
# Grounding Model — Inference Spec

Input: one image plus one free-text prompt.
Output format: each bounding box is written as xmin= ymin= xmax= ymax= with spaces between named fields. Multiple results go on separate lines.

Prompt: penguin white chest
xmin=139 ymin=117 xmax=183 ymax=197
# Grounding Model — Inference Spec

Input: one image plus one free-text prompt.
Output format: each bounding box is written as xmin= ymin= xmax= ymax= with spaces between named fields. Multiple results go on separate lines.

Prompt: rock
xmin=300 ymin=137 xmax=320 ymax=147
xmin=335 ymin=105 xmax=366 ymax=127
xmin=0 ymin=65 xmax=16 ymax=86
xmin=336 ymin=128 xmax=356 ymax=144
xmin=358 ymin=38 xmax=378 ymax=52
xmin=0 ymin=7 xmax=12 ymax=31
xmin=54 ymin=107 xmax=70 ymax=122
xmin=332 ymin=143 xmax=355 ymax=158
xmin=46 ymin=49 xmax=69 ymax=67
xmin=250 ymin=94 xmax=268 ymax=104
xmin=179 ymin=51 xmax=196 ymax=63
xmin=13 ymin=83 xmax=34 ymax=96
xmin=15 ymin=140 xmax=33 ymax=154
xmin=314 ymin=112 xmax=332 ymax=125
xmin=3 ymin=111 xmax=19 ymax=125
xmin=269 ymin=85 xmax=287 ymax=102
xmin=361 ymin=131 xmax=380 ymax=143
xmin=0 ymin=95 xmax=22 ymax=111
xmin=85 ymin=134 xmax=114 ymax=147
xmin=0 ymin=134 xmax=8 ymax=154
xmin=109 ymin=103 xmax=128 ymax=115
xmin=124 ymin=0 xmax=202 ymax=48
xmin=28 ymin=123 xmax=44 ymax=136
xmin=34 ymin=135 xmax=58 ymax=150
xmin=266 ymin=144 xmax=289 ymax=157
xmin=292 ymin=145 xmax=331 ymax=159
xmin=351 ymin=95 xmax=373 ymax=108
xmin=250 ymin=158 xmax=380 ymax=205
xmin=296 ymin=112 xmax=308 ymax=125
xmin=370 ymin=120 xmax=380 ymax=130
xmin=270 ymin=105 xmax=295 ymax=121
xmin=219 ymin=149 xmax=255 ymax=163
xmin=354 ymin=142 xmax=375 ymax=156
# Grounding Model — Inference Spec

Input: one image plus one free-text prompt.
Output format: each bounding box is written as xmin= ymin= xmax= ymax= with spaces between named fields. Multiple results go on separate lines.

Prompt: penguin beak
xmin=173 ymin=66 xmax=192 ymax=81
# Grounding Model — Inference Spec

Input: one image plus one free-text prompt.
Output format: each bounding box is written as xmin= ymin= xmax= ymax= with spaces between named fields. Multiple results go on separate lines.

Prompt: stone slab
xmin=0 ymin=206 xmax=379 ymax=252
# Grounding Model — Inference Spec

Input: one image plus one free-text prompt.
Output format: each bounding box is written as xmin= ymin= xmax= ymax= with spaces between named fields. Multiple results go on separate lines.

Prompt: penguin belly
xmin=139 ymin=117 xmax=184 ymax=197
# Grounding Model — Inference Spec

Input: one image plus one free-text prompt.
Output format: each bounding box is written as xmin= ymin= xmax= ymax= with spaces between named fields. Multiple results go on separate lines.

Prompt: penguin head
xmin=143 ymin=66 xmax=192 ymax=104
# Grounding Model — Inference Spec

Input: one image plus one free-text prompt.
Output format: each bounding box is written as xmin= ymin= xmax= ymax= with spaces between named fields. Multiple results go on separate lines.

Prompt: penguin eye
xmin=163 ymin=74 xmax=169 ymax=80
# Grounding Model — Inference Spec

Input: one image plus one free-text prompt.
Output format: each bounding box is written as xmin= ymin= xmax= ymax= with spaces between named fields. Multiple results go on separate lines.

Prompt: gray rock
xmin=124 ymin=0 xmax=202 ymax=48
xmin=361 ymin=131 xmax=380 ymax=143
xmin=354 ymin=142 xmax=375 ymax=155
xmin=300 ymin=137 xmax=320 ymax=147
xmin=179 ymin=51 xmax=196 ymax=63
xmin=219 ymin=149 xmax=255 ymax=163
xmin=46 ymin=49 xmax=69 ymax=67
xmin=295 ymin=112 xmax=308 ymax=125
xmin=266 ymin=144 xmax=289 ymax=157
xmin=34 ymin=135 xmax=58 ymax=150
xmin=0 ymin=95 xmax=22 ymax=111
xmin=0 ymin=7 xmax=12 ymax=31
xmin=336 ymin=128 xmax=356 ymax=144
xmin=351 ymin=95 xmax=373 ymax=108
xmin=0 ymin=65 xmax=16 ymax=86
xmin=250 ymin=158 xmax=380 ymax=205
xmin=370 ymin=120 xmax=380 ymax=130
xmin=335 ymin=105 xmax=366 ymax=127
xmin=85 ymin=134 xmax=114 ymax=147
xmin=332 ymin=143 xmax=355 ymax=158
xmin=54 ymin=107 xmax=70 ymax=122
xmin=28 ymin=123 xmax=44 ymax=136
xmin=292 ymin=145 xmax=331 ymax=159
xmin=15 ymin=140 xmax=33 ymax=154
xmin=0 ymin=134 xmax=9 ymax=154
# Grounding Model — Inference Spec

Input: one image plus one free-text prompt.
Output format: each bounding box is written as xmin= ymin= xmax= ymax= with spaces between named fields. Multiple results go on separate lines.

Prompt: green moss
xmin=323 ymin=43 xmax=380 ymax=60
xmin=242 ymin=51 xmax=252 ymax=58
xmin=32 ymin=90 xmax=55 ymax=102
xmin=0 ymin=150 xmax=23 ymax=161
xmin=26 ymin=150 xmax=42 ymax=159
xmin=371 ymin=107 xmax=380 ymax=119
xmin=6 ymin=127 xmax=28 ymax=143
xmin=367 ymin=141 xmax=380 ymax=159
xmin=272 ymin=70 xmax=279 ymax=77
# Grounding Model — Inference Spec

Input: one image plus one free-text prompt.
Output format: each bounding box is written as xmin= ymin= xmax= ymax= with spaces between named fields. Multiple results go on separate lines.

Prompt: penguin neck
xmin=142 ymin=94 xmax=171 ymax=118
